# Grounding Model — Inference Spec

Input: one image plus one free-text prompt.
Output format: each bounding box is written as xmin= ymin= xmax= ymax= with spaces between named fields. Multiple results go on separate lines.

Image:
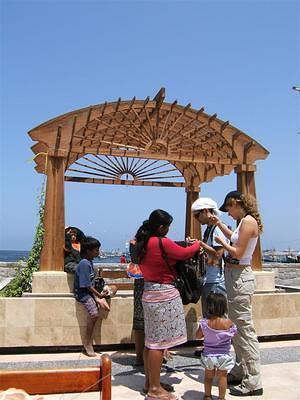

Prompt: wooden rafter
xmin=28 ymin=88 xmax=269 ymax=186
xmin=66 ymin=155 xmax=184 ymax=184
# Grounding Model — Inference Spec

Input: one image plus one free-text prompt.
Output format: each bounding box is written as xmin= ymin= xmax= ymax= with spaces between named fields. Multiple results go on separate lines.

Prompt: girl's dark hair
xmin=207 ymin=292 xmax=228 ymax=318
xmin=80 ymin=236 xmax=101 ymax=257
xmin=135 ymin=209 xmax=173 ymax=259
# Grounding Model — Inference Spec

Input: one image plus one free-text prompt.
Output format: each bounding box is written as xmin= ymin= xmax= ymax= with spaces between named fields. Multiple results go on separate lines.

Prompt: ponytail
xmin=134 ymin=209 xmax=173 ymax=260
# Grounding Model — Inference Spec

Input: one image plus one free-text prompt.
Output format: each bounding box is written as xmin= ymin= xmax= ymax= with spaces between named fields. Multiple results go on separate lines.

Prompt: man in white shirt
xmin=191 ymin=198 xmax=227 ymax=318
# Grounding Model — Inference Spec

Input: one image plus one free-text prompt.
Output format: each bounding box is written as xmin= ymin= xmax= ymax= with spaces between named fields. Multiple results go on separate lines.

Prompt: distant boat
xmin=263 ymin=249 xmax=300 ymax=263
xmin=263 ymin=255 xmax=280 ymax=262
xmin=286 ymin=255 xmax=299 ymax=263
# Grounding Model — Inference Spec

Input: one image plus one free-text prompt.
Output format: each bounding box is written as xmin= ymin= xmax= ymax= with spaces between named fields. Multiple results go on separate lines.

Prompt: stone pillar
xmin=185 ymin=187 xmax=200 ymax=239
xmin=40 ymin=156 xmax=65 ymax=271
xmin=235 ymin=165 xmax=262 ymax=270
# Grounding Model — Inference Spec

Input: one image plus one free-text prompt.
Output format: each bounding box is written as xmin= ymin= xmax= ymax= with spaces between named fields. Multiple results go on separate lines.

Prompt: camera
xmin=225 ymin=254 xmax=240 ymax=265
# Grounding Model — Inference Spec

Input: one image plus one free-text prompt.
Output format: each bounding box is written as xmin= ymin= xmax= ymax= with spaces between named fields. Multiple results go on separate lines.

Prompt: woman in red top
xmin=135 ymin=209 xmax=201 ymax=400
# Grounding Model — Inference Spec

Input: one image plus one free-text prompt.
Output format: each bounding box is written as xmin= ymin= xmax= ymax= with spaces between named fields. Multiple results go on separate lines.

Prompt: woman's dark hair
xmin=135 ymin=209 xmax=173 ymax=259
xmin=65 ymin=227 xmax=86 ymax=252
xmin=80 ymin=236 xmax=101 ymax=257
xmin=66 ymin=226 xmax=86 ymax=242
xmin=207 ymin=292 xmax=228 ymax=318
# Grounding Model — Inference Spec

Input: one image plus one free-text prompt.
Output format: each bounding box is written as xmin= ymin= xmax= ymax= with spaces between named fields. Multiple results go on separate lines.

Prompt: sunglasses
xmin=193 ymin=210 xmax=204 ymax=217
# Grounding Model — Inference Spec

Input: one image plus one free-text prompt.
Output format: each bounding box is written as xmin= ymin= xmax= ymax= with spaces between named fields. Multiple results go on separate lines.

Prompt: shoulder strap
xmin=158 ymin=237 xmax=176 ymax=279
xmin=203 ymin=224 xmax=217 ymax=244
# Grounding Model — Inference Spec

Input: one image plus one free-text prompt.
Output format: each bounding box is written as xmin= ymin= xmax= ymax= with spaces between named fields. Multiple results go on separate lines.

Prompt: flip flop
xmin=145 ymin=395 xmax=178 ymax=400
xmin=142 ymin=382 xmax=174 ymax=395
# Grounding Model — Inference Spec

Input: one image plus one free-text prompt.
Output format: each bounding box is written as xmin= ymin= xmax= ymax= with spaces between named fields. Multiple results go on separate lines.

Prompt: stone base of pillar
xmin=254 ymin=271 xmax=275 ymax=292
xmin=31 ymin=271 xmax=74 ymax=295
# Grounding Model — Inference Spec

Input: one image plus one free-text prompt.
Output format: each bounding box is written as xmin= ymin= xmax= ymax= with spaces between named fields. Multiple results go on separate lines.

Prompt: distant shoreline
xmin=0 ymin=250 xmax=121 ymax=263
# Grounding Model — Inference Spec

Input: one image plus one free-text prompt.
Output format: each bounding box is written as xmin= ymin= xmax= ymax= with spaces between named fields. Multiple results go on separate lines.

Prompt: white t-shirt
xmin=230 ymin=218 xmax=258 ymax=265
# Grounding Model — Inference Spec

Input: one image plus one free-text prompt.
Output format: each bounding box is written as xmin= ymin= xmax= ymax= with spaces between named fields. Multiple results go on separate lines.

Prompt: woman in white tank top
xmin=209 ymin=190 xmax=264 ymax=397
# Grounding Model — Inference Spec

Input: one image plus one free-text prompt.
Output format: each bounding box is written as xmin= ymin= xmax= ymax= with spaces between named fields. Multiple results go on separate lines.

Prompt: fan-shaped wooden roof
xmin=28 ymin=88 xmax=269 ymax=188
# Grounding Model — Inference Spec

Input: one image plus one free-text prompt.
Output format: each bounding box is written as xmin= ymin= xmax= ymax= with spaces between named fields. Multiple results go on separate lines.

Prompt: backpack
xmin=159 ymin=238 xmax=205 ymax=305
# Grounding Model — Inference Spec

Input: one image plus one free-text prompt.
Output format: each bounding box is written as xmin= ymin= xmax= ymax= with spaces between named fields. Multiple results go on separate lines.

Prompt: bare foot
xmin=83 ymin=344 xmax=97 ymax=357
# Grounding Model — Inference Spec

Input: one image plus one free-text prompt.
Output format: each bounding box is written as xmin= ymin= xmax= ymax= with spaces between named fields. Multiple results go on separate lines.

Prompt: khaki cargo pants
xmin=225 ymin=265 xmax=262 ymax=391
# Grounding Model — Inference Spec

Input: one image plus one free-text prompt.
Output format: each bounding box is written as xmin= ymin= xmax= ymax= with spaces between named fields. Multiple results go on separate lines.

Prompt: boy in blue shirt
xmin=74 ymin=236 xmax=110 ymax=357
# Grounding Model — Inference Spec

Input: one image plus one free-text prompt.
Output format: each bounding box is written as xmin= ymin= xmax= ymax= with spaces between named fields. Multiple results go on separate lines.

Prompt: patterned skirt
xmin=133 ymin=278 xmax=145 ymax=331
xmin=142 ymin=282 xmax=187 ymax=350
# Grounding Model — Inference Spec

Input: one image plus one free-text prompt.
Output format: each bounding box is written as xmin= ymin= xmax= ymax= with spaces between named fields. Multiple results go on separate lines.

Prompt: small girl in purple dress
xmin=196 ymin=292 xmax=237 ymax=400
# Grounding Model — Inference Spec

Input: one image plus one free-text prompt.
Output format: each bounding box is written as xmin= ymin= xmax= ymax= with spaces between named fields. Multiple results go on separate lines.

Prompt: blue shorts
xmin=200 ymin=354 xmax=234 ymax=372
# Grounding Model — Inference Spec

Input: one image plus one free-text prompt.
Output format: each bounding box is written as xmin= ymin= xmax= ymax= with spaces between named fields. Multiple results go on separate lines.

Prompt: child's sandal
xmin=204 ymin=396 xmax=212 ymax=400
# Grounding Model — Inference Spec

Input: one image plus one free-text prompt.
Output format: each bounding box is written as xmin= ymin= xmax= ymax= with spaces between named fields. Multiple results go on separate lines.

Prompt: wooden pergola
xmin=28 ymin=88 xmax=269 ymax=271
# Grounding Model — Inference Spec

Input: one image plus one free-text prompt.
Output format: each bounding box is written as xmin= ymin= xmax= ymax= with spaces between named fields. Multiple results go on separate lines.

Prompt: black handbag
xmin=158 ymin=238 xmax=205 ymax=305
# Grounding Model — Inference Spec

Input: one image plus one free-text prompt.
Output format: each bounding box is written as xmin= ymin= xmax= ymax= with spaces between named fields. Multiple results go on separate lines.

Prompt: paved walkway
xmin=1 ymin=340 xmax=299 ymax=399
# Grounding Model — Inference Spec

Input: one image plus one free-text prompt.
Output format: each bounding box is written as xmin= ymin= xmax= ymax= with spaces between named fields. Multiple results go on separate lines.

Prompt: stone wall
xmin=0 ymin=270 xmax=299 ymax=348
xmin=263 ymin=263 xmax=300 ymax=287
xmin=0 ymin=292 xmax=299 ymax=348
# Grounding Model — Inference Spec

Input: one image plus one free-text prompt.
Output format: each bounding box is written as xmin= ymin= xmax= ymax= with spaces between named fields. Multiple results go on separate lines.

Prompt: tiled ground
xmin=1 ymin=340 xmax=299 ymax=400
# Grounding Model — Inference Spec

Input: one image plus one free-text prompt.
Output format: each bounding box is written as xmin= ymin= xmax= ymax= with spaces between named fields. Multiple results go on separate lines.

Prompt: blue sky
xmin=1 ymin=0 xmax=299 ymax=252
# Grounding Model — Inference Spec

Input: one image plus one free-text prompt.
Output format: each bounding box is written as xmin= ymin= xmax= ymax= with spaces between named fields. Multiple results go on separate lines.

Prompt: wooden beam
xmin=220 ymin=120 xmax=230 ymax=132
xmin=166 ymin=103 xmax=191 ymax=142
xmin=153 ymin=87 xmax=166 ymax=103
xmin=234 ymin=164 xmax=257 ymax=173
xmin=152 ymin=87 xmax=166 ymax=139
xmin=40 ymin=156 xmax=65 ymax=271
xmin=159 ymin=100 xmax=178 ymax=140
xmin=242 ymin=140 xmax=255 ymax=164
xmin=79 ymin=107 xmax=93 ymax=147
xmin=69 ymin=146 xmax=241 ymax=165
xmin=185 ymin=188 xmax=201 ymax=239
xmin=54 ymin=126 xmax=62 ymax=156
xmin=207 ymin=113 xmax=217 ymax=126
xmin=65 ymin=115 xmax=78 ymax=171
xmin=65 ymin=175 xmax=185 ymax=188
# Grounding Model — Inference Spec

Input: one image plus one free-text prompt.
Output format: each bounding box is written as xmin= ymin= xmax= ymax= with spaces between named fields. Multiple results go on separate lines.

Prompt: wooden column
xmin=235 ymin=165 xmax=262 ymax=270
xmin=185 ymin=187 xmax=200 ymax=239
xmin=40 ymin=156 xmax=65 ymax=271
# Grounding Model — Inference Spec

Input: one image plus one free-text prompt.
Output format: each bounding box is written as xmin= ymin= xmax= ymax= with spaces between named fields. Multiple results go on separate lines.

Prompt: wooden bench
xmin=0 ymin=353 xmax=111 ymax=400
xmin=98 ymin=267 xmax=134 ymax=291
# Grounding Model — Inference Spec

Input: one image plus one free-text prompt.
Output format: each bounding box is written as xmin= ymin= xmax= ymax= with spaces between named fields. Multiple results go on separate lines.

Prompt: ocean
xmin=0 ymin=250 xmax=30 ymax=262
xmin=0 ymin=250 xmax=120 ymax=264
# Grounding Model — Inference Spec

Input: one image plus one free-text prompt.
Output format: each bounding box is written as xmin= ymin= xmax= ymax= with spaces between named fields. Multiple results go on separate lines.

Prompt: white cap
xmin=191 ymin=197 xmax=221 ymax=215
